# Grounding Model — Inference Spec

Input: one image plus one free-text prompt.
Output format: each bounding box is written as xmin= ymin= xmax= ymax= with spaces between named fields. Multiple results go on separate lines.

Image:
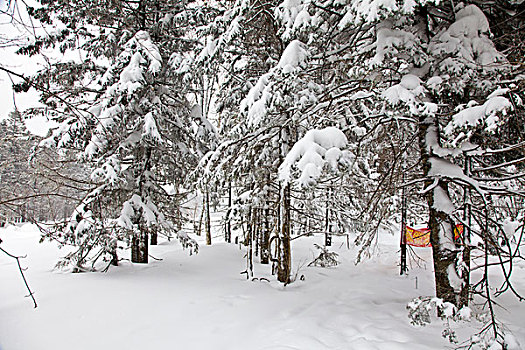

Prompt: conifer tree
xmin=17 ymin=0 xmax=216 ymax=270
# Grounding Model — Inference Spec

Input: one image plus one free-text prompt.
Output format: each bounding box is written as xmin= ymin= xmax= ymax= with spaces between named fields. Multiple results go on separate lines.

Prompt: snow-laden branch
xmin=278 ymin=127 xmax=350 ymax=186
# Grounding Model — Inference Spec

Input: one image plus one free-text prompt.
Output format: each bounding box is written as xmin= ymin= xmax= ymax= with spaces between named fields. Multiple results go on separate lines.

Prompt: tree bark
xmin=261 ymin=203 xmax=270 ymax=264
xmin=111 ymin=238 xmax=119 ymax=266
xmin=459 ymin=155 xmax=472 ymax=307
xmin=225 ymin=181 xmax=232 ymax=243
xmin=419 ymin=115 xmax=467 ymax=307
xmin=205 ymin=186 xmax=211 ymax=245
xmin=131 ymin=230 xmax=148 ymax=264
xmin=150 ymin=228 xmax=157 ymax=245
xmin=277 ymin=183 xmax=291 ymax=284
xmin=246 ymin=206 xmax=253 ymax=278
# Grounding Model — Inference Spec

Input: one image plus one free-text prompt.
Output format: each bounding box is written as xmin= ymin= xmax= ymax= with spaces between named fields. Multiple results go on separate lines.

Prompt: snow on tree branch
xmin=444 ymin=89 xmax=513 ymax=146
xmin=278 ymin=126 xmax=349 ymax=186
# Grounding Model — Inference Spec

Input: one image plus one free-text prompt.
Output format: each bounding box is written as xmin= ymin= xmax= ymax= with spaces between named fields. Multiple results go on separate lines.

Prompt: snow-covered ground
xmin=1 ymin=224 xmax=523 ymax=350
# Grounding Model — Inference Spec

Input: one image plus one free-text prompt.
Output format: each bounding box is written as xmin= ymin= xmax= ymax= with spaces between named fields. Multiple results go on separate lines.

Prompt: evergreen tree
xmin=17 ymin=0 xmax=216 ymax=270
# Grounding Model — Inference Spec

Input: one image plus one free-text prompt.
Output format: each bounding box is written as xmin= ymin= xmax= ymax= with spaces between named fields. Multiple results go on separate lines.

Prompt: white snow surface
xmin=1 ymin=224 xmax=525 ymax=349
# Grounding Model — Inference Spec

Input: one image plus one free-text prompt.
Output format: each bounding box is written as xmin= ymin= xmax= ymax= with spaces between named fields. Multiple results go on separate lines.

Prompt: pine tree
xmin=17 ymin=0 xmax=217 ymax=270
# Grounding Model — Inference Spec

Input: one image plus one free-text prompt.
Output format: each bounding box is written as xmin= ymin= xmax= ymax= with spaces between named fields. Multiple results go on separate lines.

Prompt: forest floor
xmin=1 ymin=223 xmax=524 ymax=350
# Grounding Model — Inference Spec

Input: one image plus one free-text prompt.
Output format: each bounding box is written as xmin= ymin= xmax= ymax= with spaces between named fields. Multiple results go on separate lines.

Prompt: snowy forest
xmin=1 ymin=0 xmax=524 ymax=349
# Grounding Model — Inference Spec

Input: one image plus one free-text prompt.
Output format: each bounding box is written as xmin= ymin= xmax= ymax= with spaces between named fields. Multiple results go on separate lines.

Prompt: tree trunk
xmin=196 ymin=196 xmax=204 ymax=236
xmin=261 ymin=203 xmax=270 ymax=264
xmin=324 ymin=187 xmax=332 ymax=247
xmin=205 ymin=186 xmax=211 ymax=245
xmin=131 ymin=231 xmax=148 ymax=264
xmin=419 ymin=115 xmax=467 ymax=307
xmin=111 ymin=238 xmax=119 ymax=266
xmin=428 ymin=186 xmax=458 ymax=305
xmin=225 ymin=181 xmax=232 ymax=243
xmin=254 ymin=208 xmax=259 ymax=258
xmin=246 ymin=206 xmax=253 ymax=278
xmin=277 ymin=183 xmax=291 ymax=284
xmin=150 ymin=229 xmax=158 ymax=245
xmin=400 ymin=162 xmax=408 ymax=275
xmin=459 ymin=155 xmax=472 ymax=307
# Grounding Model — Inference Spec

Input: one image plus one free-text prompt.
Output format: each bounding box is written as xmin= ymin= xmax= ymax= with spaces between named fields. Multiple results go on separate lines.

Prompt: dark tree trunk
xmin=247 ymin=206 xmax=253 ymax=278
xmin=459 ymin=155 xmax=472 ymax=307
xmin=277 ymin=183 xmax=291 ymax=284
xmin=261 ymin=203 xmax=270 ymax=264
xmin=254 ymin=209 xmax=259 ymax=257
xmin=111 ymin=250 xmax=119 ymax=266
xmin=150 ymin=231 xmax=157 ymax=245
xmin=131 ymin=231 xmax=148 ymax=264
xmin=196 ymin=198 xmax=204 ymax=236
xmin=111 ymin=239 xmax=119 ymax=266
xmin=400 ymin=163 xmax=408 ymax=275
xmin=428 ymin=186 xmax=458 ymax=305
xmin=225 ymin=181 xmax=232 ymax=243
xmin=205 ymin=186 xmax=211 ymax=245
xmin=324 ymin=187 xmax=332 ymax=247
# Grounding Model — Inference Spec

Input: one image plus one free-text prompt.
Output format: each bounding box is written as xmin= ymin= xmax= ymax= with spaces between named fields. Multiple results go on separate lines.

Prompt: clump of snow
xmin=338 ymin=0 xmax=434 ymax=26
xmin=196 ymin=37 xmax=218 ymax=63
xmin=84 ymin=105 xmax=123 ymax=158
xmin=127 ymin=31 xmax=162 ymax=74
xmin=91 ymin=155 xmax=121 ymax=184
xmin=371 ymin=21 xmax=416 ymax=66
xmin=444 ymin=92 xmax=512 ymax=140
xmin=447 ymin=263 xmax=463 ymax=293
xmin=169 ymin=53 xmax=192 ymax=75
xmin=431 ymin=4 xmax=506 ymax=73
xmin=350 ymin=91 xmax=374 ymax=100
xmin=426 ymin=76 xmax=443 ymax=90
xmin=117 ymin=194 xmax=161 ymax=229
xmin=275 ymin=0 xmax=315 ymax=40
xmin=118 ymin=52 xmax=146 ymax=95
xmin=383 ymin=73 xmax=425 ymax=114
xmin=428 ymin=157 xmax=482 ymax=194
xmin=240 ymin=40 xmax=308 ymax=126
xmin=279 ymin=127 xmax=348 ymax=186
xmin=276 ymin=40 xmax=309 ymax=74
xmin=400 ymin=74 xmax=421 ymax=90
xmin=240 ymin=73 xmax=272 ymax=126
xmin=502 ymin=218 xmax=520 ymax=241
xmin=458 ymin=306 xmax=472 ymax=321
xmin=433 ymin=186 xmax=455 ymax=215
xmin=143 ymin=112 xmax=162 ymax=142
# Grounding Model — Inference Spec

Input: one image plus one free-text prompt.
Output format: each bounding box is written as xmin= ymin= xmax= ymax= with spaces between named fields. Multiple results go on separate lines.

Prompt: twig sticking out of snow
xmin=0 ymin=242 xmax=38 ymax=308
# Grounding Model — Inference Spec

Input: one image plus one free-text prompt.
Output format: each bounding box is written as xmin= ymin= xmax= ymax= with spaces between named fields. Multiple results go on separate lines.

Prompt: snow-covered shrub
xmin=308 ymin=244 xmax=339 ymax=268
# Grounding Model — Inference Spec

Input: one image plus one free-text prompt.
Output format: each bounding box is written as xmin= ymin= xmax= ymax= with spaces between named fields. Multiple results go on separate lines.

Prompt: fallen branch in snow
xmin=0 ymin=240 xmax=38 ymax=308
